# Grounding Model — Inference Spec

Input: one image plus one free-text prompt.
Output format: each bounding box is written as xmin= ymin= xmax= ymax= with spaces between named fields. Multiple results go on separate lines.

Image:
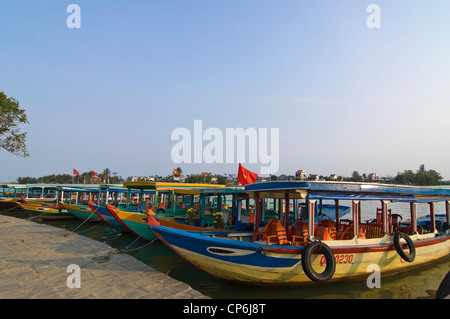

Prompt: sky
xmin=1 ymin=0 xmax=450 ymax=182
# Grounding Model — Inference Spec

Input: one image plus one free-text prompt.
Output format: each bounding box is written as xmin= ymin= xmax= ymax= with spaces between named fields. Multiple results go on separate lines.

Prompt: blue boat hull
xmin=148 ymin=224 xmax=304 ymax=284
xmin=90 ymin=203 xmax=129 ymax=232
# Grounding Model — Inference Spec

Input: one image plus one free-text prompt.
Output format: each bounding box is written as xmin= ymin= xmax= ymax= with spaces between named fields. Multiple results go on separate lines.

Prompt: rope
xmin=120 ymin=226 xmax=158 ymax=253
xmin=27 ymin=210 xmax=51 ymax=219
xmin=8 ymin=202 xmax=157 ymax=253
xmin=120 ymin=237 xmax=157 ymax=253
xmin=71 ymin=211 xmax=98 ymax=232
xmin=72 ymin=219 xmax=106 ymax=233
xmin=0 ymin=206 xmax=22 ymax=214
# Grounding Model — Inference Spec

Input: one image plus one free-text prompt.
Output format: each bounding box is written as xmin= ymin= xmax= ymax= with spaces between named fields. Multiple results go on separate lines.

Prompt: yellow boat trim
xmin=123 ymin=181 xmax=225 ymax=189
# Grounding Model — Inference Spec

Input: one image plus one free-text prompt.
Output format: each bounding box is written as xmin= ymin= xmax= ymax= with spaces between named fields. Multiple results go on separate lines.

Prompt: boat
xmin=147 ymin=181 xmax=450 ymax=286
xmin=89 ymin=182 xmax=227 ymax=233
xmin=17 ymin=202 xmax=74 ymax=220
xmin=58 ymin=184 xmax=131 ymax=221
xmin=106 ymin=187 xmax=249 ymax=240
xmin=60 ymin=202 xmax=102 ymax=222
xmin=107 ymin=205 xmax=233 ymax=240
xmin=87 ymin=201 xmax=130 ymax=232
xmin=0 ymin=184 xmax=58 ymax=209
xmin=15 ymin=184 xmax=118 ymax=220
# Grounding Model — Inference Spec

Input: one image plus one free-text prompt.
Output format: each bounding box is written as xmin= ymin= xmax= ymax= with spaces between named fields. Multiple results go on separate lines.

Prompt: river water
xmin=4 ymin=201 xmax=449 ymax=299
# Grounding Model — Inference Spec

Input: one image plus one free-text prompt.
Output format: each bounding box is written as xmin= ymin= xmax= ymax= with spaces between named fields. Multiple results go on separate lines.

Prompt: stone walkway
xmin=0 ymin=214 xmax=208 ymax=299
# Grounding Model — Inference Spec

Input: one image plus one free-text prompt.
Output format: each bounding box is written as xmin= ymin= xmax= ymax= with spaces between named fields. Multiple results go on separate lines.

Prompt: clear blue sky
xmin=1 ymin=1 xmax=450 ymax=182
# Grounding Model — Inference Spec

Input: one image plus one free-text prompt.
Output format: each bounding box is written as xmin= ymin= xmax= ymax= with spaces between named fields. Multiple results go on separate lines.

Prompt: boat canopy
xmin=245 ymin=181 xmax=450 ymax=203
xmin=123 ymin=181 xmax=226 ymax=189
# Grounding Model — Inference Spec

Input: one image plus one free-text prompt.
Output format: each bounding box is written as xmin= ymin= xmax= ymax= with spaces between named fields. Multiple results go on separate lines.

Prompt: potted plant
xmin=213 ymin=212 xmax=224 ymax=229
xmin=186 ymin=207 xmax=199 ymax=226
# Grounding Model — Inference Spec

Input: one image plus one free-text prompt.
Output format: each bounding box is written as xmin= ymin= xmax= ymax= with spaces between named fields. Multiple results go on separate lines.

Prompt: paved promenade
xmin=0 ymin=214 xmax=208 ymax=299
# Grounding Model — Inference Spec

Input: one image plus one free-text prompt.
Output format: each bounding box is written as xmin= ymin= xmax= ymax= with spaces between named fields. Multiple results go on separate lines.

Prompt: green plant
xmin=213 ymin=212 xmax=224 ymax=229
xmin=186 ymin=207 xmax=200 ymax=225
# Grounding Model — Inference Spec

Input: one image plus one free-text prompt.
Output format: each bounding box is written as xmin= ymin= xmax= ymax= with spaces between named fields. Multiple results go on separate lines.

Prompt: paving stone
xmin=0 ymin=215 xmax=207 ymax=299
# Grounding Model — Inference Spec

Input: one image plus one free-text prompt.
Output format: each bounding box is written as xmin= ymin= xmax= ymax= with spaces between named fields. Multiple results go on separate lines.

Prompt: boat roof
xmin=122 ymin=181 xmax=226 ymax=190
xmin=245 ymin=181 xmax=450 ymax=202
xmin=197 ymin=187 xmax=246 ymax=196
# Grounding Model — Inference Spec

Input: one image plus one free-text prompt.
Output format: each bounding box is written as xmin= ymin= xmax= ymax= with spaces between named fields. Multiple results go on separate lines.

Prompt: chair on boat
xmin=336 ymin=219 xmax=367 ymax=240
xmin=339 ymin=226 xmax=366 ymax=240
xmin=397 ymin=225 xmax=424 ymax=235
xmin=336 ymin=219 xmax=353 ymax=240
xmin=137 ymin=201 xmax=150 ymax=211
xmin=288 ymin=221 xmax=309 ymax=246
xmin=263 ymin=219 xmax=288 ymax=245
xmin=390 ymin=214 xmax=403 ymax=232
xmin=359 ymin=222 xmax=383 ymax=239
xmin=314 ymin=220 xmax=337 ymax=241
xmin=374 ymin=208 xmax=392 ymax=223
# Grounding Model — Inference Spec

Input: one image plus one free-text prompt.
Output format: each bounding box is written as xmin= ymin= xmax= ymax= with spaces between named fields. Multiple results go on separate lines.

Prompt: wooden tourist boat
xmin=87 ymin=182 xmax=227 ymax=235
xmin=107 ymin=205 xmax=233 ymax=240
xmin=15 ymin=184 xmax=118 ymax=220
xmin=106 ymin=187 xmax=249 ymax=240
xmin=0 ymin=184 xmax=60 ymax=209
xmin=17 ymin=202 xmax=74 ymax=220
xmin=58 ymin=185 xmax=131 ymax=221
xmin=147 ymin=181 xmax=450 ymax=286
xmin=60 ymin=202 xmax=102 ymax=222
xmin=87 ymin=201 xmax=130 ymax=232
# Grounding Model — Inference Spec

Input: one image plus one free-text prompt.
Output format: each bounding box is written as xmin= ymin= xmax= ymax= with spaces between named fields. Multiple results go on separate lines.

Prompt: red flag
xmin=73 ymin=169 xmax=79 ymax=176
xmin=173 ymin=168 xmax=179 ymax=175
xmin=237 ymin=163 xmax=258 ymax=186
xmin=92 ymin=171 xmax=98 ymax=178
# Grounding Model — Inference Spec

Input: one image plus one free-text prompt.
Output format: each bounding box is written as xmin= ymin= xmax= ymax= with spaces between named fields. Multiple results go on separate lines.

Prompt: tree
xmin=393 ymin=170 xmax=415 ymax=185
xmin=0 ymin=92 xmax=29 ymax=157
xmin=216 ymin=175 xmax=228 ymax=185
xmin=101 ymin=168 xmax=111 ymax=183
xmin=351 ymin=171 xmax=362 ymax=182
xmin=393 ymin=165 xmax=443 ymax=186
xmin=185 ymin=174 xmax=204 ymax=183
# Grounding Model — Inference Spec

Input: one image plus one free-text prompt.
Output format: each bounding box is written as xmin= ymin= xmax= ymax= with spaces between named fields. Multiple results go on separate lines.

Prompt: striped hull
xmin=108 ymin=207 xmax=155 ymax=240
xmin=149 ymin=225 xmax=450 ymax=286
xmin=107 ymin=206 xmax=235 ymax=241
xmin=88 ymin=203 xmax=129 ymax=232
xmin=60 ymin=202 xmax=102 ymax=221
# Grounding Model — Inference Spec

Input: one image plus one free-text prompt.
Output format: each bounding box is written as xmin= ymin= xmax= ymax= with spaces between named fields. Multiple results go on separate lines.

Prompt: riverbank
xmin=0 ymin=214 xmax=207 ymax=299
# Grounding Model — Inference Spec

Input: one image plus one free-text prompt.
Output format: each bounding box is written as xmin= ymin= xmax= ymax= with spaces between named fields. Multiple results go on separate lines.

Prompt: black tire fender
xmin=393 ymin=232 xmax=415 ymax=262
xmin=301 ymin=241 xmax=336 ymax=282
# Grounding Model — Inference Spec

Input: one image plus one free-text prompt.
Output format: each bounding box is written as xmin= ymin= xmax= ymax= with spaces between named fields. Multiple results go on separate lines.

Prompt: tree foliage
xmin=0 ymin=92 xmax=29 ymax=157
xmin=393 ymin=165 xmax=443 ymax=186
xmin=17 ymin=168 xmax=122 ymax=184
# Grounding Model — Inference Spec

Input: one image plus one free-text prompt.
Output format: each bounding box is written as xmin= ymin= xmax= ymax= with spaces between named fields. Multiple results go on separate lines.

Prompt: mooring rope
xmin=0 ymin=206 xmax=21 ymax=214
xmin=120 ymin=237 xmax=157 ymax=253
xmin=71 ymin=211 xmax=98 ymax=232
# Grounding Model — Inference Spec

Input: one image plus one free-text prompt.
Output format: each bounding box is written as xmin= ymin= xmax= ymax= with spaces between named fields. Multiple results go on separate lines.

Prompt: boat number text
xmin=320 ymin=254 xmax=354 ymax=267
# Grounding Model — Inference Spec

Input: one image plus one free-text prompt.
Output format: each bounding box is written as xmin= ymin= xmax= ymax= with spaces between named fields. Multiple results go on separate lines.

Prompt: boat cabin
xmin=122 ymin=181 xmax=226 ymax=218
xmin=245 ymin=181 xmax=450 ymax=245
